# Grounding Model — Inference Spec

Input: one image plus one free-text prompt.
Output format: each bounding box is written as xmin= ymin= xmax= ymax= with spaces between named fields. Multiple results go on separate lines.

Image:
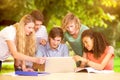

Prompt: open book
xmin=75 ymin=67 xmax=114 ymax=73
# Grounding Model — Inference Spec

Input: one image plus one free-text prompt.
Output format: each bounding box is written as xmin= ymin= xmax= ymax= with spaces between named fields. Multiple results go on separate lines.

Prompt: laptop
xmin=44 ymin=57 xmax=76 ymax=73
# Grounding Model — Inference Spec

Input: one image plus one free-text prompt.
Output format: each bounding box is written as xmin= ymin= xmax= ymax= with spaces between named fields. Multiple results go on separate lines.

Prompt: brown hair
xmin=30 ymin=10 xmax=44 ymax=23
xmin=61 ymin=12 xmax=81 ymax=32
xmin=81 ymin=29 xmax=110 ymax=59
xmin=49 ymin=27 xmax=64 ymax=40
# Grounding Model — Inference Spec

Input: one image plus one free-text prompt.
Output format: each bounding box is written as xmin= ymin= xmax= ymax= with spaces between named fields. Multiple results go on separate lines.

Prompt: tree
xmin=0 ymin=0 xmax=118 ymax=28
xmin=34 ymin=0 xmax=120 ymax=49
xmin=0 ymin=0 xmax=35 ymax=25
xmin=0 ymin=0 xmax=119 ymax=47
xmin=34 ymin=0 xmax=118 ymax=30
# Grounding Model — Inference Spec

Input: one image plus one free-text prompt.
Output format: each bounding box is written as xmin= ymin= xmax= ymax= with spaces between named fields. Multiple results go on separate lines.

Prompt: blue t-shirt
xmin=64 ymin=24 xmax=89 ymax=56
xmin=36 ymin=42 xmax=69 ymax=57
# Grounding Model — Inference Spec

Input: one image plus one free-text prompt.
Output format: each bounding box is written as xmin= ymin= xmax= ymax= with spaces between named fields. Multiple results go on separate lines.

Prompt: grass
xmin=0 ymin=62 xmax=14 ymax=74
xmin=0 ymin=57 xmax=14 ymax=74
xmin=0 ymin=57 xmax=120 ymax=74
xmin=114 ymin=57 xmax=120 ymax=72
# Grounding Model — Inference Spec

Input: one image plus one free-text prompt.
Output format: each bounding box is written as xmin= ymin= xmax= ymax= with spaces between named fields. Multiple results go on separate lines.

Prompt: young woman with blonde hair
xmin=0 ymin=14 xmax=45 ymax=71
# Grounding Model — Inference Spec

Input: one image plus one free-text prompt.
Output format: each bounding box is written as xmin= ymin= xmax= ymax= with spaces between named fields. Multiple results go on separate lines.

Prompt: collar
xmin=46 ymin=42 xmax=60 ymax=51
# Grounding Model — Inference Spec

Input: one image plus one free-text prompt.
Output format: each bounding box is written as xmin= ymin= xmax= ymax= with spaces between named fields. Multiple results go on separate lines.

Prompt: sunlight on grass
xmin=0 ymin=56 xmax=120 ymax=74
xmin=114 ymin=57 xmax=120 ymax=72
xmin=0 ymin=62 xmax=14 ymax=74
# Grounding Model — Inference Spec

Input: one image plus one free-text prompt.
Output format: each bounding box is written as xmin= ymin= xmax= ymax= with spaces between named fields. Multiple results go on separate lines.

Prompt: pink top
xmin=86 ymin=46 xmax=114 ymax=70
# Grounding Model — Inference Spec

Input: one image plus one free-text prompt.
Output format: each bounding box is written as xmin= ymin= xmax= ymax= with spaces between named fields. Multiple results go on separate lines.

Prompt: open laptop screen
xmin=45 ymin=57 xmax=76 ymax=73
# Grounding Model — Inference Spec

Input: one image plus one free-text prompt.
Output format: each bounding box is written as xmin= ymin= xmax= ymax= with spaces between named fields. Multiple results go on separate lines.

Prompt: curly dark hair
xmin=81 ymin=29 xmax=110 ymax=59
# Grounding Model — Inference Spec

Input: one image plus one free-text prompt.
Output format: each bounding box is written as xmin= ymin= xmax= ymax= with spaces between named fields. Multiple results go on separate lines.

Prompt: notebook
xmin=15 ymin=71 xmax=50 ymax=76
xmin=44 ymin=57 xmax=76 ymax=73
xmin=75 ymin=67 xmax=114 ymax=73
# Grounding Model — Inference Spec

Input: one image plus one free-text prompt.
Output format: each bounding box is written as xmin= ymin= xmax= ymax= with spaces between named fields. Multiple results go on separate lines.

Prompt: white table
xmin=1 ymin=72 xmax=120 ymax=80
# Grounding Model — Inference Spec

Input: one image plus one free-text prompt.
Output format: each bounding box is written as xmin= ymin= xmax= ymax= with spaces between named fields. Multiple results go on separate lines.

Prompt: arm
xmin=21 ymin=61 xmax=34 ymax=71
xmin=86 ymin=46 xmax=114 ymax=70
xmin=74 ymin=49 xmax=114 ymax=70
xmin=38 ymin=26 xmax=48 ymax=45
xmin=21 ymin=61 xmax=27 ymax=71
xmin=80 ymin=53 xmax=87 ymax=68
xmin=73 ymin=54 xmax=87 ymax=67
xmin=41 ymin=25 xmax=48 ymax=41
xmin=61 ymin=33 xmax=67 ymax=44
xmin=6 ymin=40 xmax=46 ymax=64
xmin=87 ymin=53 xmax=113 ymax=70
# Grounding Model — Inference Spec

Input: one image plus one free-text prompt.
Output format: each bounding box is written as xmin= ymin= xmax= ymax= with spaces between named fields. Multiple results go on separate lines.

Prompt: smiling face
xmin=24 ymin=22 xmax=35 ymax=36
xmin=49 ymin=36 xmax=62 ymax=49
xmin=66 ymin=21 xmax=79 ymax=36
xmin=34 ymin=20 xmax=43 ymax=32
xmin=82 ymin=36 xmax=94 ymax=51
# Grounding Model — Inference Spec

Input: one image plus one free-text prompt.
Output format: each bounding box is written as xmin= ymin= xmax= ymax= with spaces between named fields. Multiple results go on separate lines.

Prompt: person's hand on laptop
xmin=73 ymin=55 xmax=82 ymax=62
xmin=73 ymin=55 xmax=88 ymax=63
xmin=36 ymin=57 xmax=46 ymax=64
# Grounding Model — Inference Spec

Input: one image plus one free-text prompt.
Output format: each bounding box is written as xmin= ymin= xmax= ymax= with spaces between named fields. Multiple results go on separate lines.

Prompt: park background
xmin=0 ymin=0 xmax=120 ymax=73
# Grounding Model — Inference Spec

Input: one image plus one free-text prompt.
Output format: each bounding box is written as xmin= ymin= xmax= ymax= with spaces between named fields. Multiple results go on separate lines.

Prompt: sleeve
xmin=83 ymin=52 xmax=87 ymax=57
xmin=63 ymin=33 xmax=67 ymax=43
xmin=80 ymin=25 xmax=89 ymax=33
xmin=62 ymin=44 xmax=69 ymax=56
xmin=107 ymin=46 xmax=114 ymax=55
xmin=42 ymin=25 xmax=48 ymax=41
xmin=36 ymin=45 xmax=45 ymax=57
xmin=0 ymin=37 xmax=10 ymax=61
xmin=36 ymin=25 xmax=48 ymax=41
xmin=0 ymin=25 xmax=16 ymax=40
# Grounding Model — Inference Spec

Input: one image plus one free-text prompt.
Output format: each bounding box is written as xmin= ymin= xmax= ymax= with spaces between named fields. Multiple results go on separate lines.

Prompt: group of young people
xmin=0 ymin=10 xmax=114 ymax=72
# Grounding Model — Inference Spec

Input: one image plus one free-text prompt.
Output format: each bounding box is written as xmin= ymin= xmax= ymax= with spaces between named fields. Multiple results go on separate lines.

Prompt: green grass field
xmin=0 ymin=62 xmax=14 ymax=74
xmin=114 ymin=57 xmax=120 ymax=72
xmin=0 ymin=57 xmax=120 ymax=74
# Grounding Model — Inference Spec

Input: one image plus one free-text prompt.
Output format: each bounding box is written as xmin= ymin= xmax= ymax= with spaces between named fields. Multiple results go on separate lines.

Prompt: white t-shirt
xmin=0 ymin=25 xmax=16 ymax=61
xmin=35 ymin=25 xmax=48 ymax=40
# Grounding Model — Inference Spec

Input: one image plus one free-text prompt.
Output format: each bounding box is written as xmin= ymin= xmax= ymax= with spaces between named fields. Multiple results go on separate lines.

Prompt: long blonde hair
xmin=61 ymin=12 xmax=81 ymax=32
xmin=14 ymin=14 xmax=36 ymax=56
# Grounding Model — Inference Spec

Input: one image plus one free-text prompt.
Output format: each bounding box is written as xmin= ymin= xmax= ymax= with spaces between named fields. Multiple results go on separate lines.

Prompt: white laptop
xmin=44 ymin=57 xmax=76 ymax=73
